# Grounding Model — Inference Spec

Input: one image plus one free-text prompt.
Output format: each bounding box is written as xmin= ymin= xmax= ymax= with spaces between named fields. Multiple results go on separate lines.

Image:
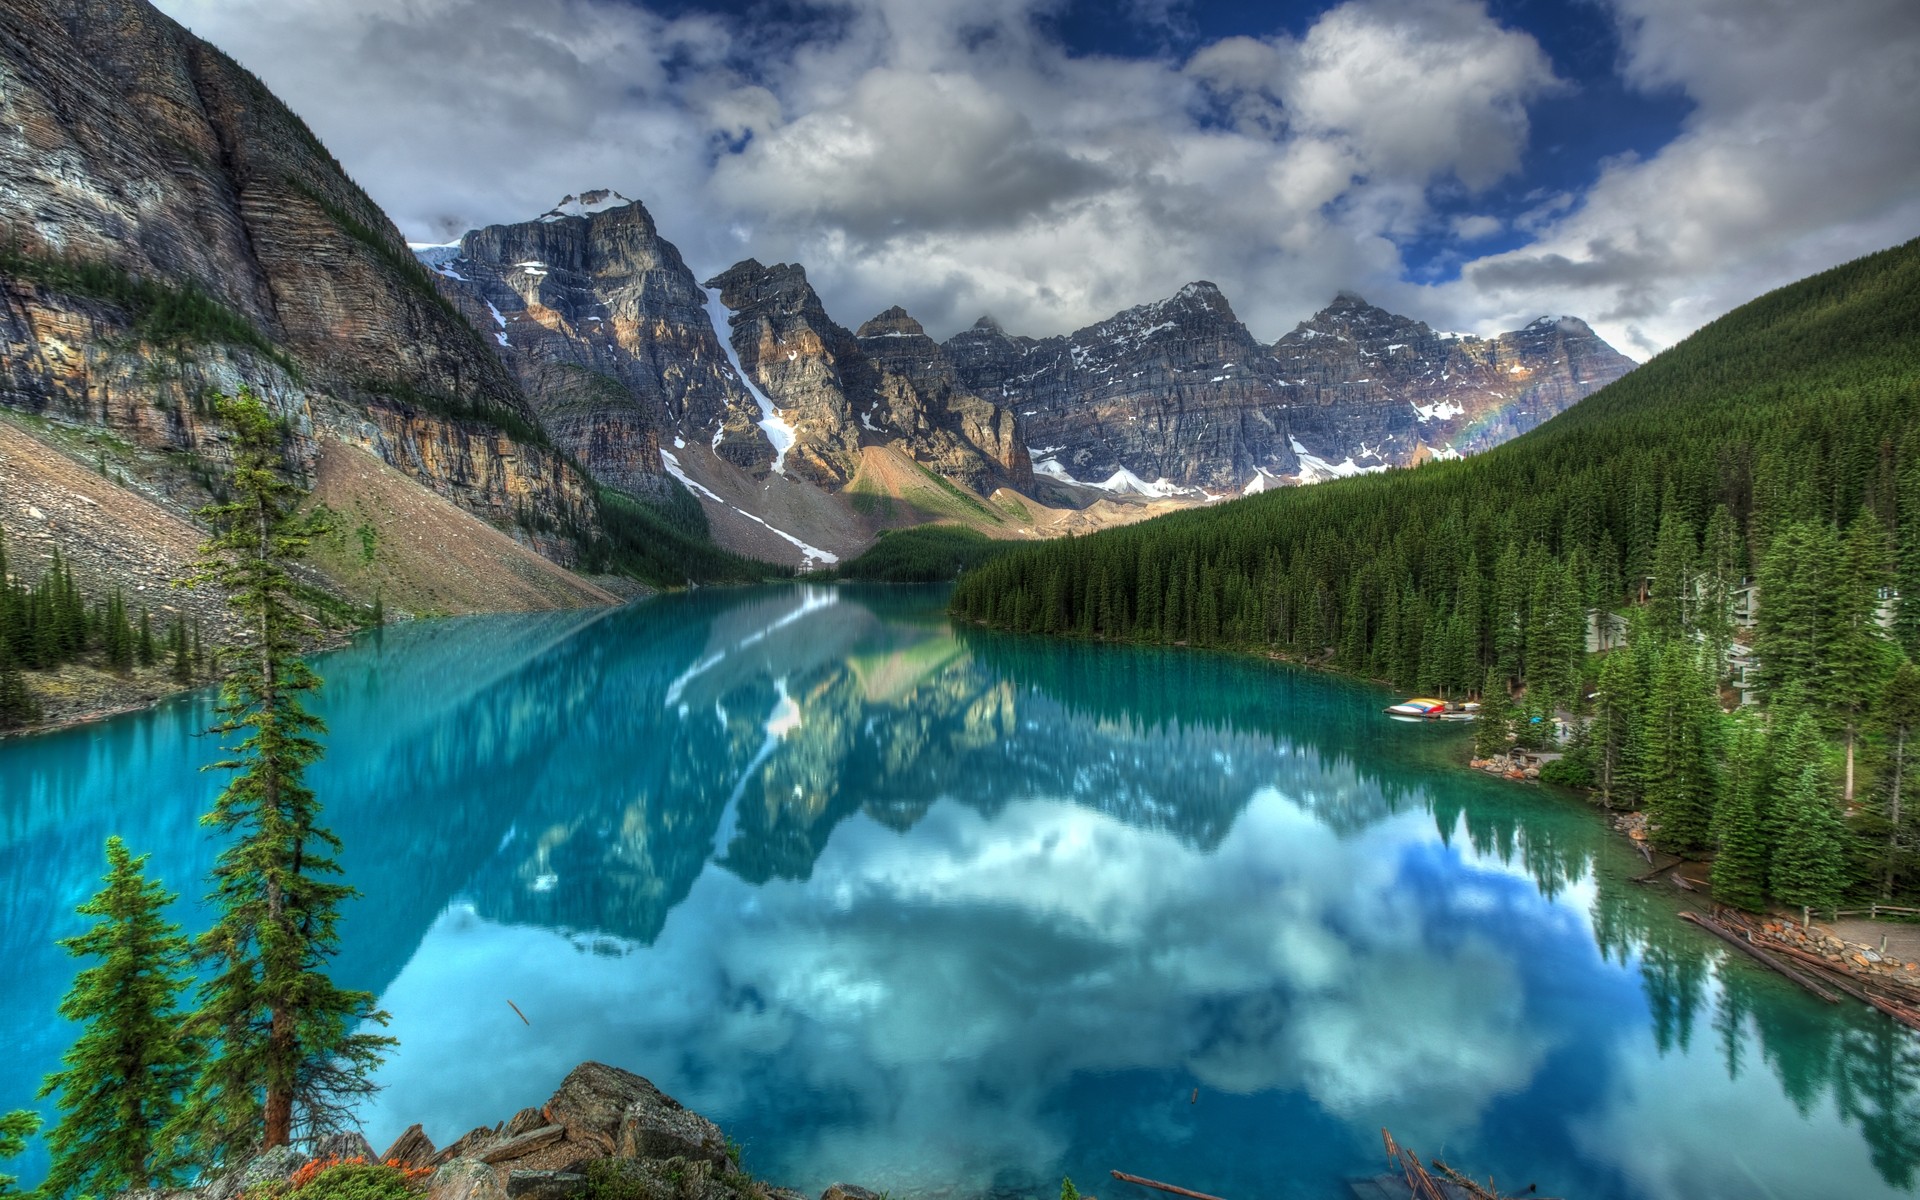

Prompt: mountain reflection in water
xmin=2 ymin=584 xmax=1918 ymax=1200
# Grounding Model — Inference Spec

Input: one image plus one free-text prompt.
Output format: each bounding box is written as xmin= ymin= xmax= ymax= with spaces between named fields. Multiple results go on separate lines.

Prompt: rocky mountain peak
xmin=856 ymin=306 xmax=928 ymax=340
xmin=539 ymin=189 xmax=637 ymax=222
xmin=971 ymin=314 xmax=1005 ymax=334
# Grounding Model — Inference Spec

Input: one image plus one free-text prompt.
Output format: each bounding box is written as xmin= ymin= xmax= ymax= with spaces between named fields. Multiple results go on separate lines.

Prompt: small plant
xmin=258 ymin=1157 xmax=430 ymax=1200
xmin=1061 ymin=1177 xmax=1080 ymax=1200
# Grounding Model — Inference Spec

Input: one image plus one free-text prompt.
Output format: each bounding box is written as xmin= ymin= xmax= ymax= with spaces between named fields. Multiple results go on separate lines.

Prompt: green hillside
xmin=954 ymin=237 xmax=1920 ymax=905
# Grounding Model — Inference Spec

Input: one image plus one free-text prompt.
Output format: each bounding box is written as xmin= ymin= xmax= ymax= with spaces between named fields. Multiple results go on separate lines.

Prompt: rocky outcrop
xmin=417 ymin=194 xmax=772 ymax=495
xmin=852 ymin=306 xmax=1032 ymax=493
xmin=174 ymin=1062 xmax=882 ymax=1200
xmin=945 ymin=281 xmax=1272 ymax=492
xmin=1266 ymin=292 xmax=1638 ymax=468
xmin=0 ymin=0 xmax=597 ymax=558
xmin=705 ymin=261 xmax=1030 ymax=493
xmin=945 ymin=286 xmax=1637 ymax=492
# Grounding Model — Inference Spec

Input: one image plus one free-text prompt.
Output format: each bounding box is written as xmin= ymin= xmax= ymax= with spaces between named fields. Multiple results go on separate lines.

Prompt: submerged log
xmin=1680 ymin=912 xmax=1841 ymax=1003
xmin=1109 ymin=1170 xmax=1228 ymax=1200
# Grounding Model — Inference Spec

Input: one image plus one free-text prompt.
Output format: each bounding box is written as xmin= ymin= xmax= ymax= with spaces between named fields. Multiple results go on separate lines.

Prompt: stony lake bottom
xmin=3 ymin=584 xmax=1918 ymax=1200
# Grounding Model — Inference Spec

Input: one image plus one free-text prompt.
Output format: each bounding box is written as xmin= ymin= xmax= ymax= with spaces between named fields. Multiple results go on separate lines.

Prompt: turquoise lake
xmin=3 ymin=584 xmax=1918 ymax=1199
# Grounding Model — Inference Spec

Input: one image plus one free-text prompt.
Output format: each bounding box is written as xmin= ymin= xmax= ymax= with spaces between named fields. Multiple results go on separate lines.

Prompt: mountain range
xmin=0 ymin=0 xmax=1634 ymax=605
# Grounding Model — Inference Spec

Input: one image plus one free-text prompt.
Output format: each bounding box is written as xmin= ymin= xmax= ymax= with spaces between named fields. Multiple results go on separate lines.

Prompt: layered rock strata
xmin=0 ymin=0 xmax=595 ymax=559
xmin=945 ymin=286 xmax=1636 ymax=492
xmin=704 ymin=260 xmax=1031 ymax=493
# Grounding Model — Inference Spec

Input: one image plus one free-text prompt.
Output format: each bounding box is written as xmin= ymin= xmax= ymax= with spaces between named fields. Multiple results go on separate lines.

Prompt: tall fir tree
xmin=1772 ymin=763 xmax=1852 ymax=914
xmin=1592 ymin=645 xmax=1645 ymax=806
xmin=38 ymin=837 xmax=198 ymax=1200
xmin=1711 ymin=713 xmax=1771 ymax=911
xmin=1830 ymin=515 xmax=1897 ymax=800
xmin=1641 ymin=642 xmax=1721 ymax=853
xmin=168 ymin=392 xmax=392 ymax=1164
xmin=1755 ymin=520 xmax=1839 ymax=700
xmin=1868 ymin=662 xmax=1920 ymax=899
xmin=1474 ymin=668 xmax=1515 ymax=760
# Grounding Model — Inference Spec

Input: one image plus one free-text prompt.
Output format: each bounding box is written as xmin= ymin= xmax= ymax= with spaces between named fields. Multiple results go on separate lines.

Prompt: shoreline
xmin=1461 ymin=743 xmax=1920 ymax=1021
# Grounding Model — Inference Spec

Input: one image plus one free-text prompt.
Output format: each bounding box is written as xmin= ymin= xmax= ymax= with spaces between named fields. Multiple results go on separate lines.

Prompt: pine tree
xmin=1592 ymin=645 xmax=1644 ymax=805
xmin=1712 ymin=713 xmax=1770 ymax=911
xmin=1772 ymin=763 xmax=1851 ymax=914
xmin=168 ymin=391 xmax=392 ymax=1164
xmin=1474 ymin=668 xmax=1514 ymax=759
xmin=1830 ymin=515 xmax=1897 ymax=800
xmin=0 ymin=1110 xmax=39 ymax=1195
xmin=137 ymin=608 xmax=156 ymax=669
xmin=38 ymin=837 xmax=198 ymax=1200
xmin=170 ymin=620 xmax=193 ymax=685
xmin=1868 ymin=662 xmax=1920 ymax=899
xmin=1641 ymin=642 xmax=1720 ymax=853
xmin=1649 ymin=506 xmax=1697 ymax=639
xmin=1755 ymin=520 xmax=1839 ymax=700
xmin=0 ymin=628 xmax=35 ymax=730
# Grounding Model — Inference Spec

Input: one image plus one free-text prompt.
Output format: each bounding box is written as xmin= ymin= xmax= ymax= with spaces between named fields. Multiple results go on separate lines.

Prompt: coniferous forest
xmin=954 ymin=237 xmax=1920 ymax=908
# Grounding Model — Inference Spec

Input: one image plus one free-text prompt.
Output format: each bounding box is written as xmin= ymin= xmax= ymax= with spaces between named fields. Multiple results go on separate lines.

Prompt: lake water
xmin=3 ymin=584 xmax=1917 ymax=1200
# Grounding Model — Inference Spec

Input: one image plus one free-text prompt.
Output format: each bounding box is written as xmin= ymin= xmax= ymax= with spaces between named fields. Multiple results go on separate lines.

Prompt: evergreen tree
xmin=1649 ymin=506 xmax=1697 ymax=639
xmin=1868 ymin=662 xmax=1920 ymax=899
xmin=1641 ymin=642 xmax=1720 ymax=853
xmin=1830 ymin=515 xmax=1897 ymax=799
xmin=1772 ymin=763 xmax=1851 ymax=914
xmin=168 ymin=391 xmax=392 ymax=1164
xmin=1712 ymin=713 xmax=1770 ymax=911
xmin=1592 ymin=645 xmax=1645 ymax=805
xmin=1474 ymin=669 xmax=1514 ymax=760
xmin=39 ymin=837 xmax=198 ymax=1200
xmin=1755 ymin=520 xmax=1839 ymax=700
xmin=170 ymin=620 xmax=193 ymax=685
xmin=0 ymin=1110 xmax=39 ymax=1195
xmin=1764 ymin=700 xmax=1827 ymax=881
xmin=137 ymin=608 xmax=156 ymax=669
xmin=0 ymin=628 xmax=35 ymax=730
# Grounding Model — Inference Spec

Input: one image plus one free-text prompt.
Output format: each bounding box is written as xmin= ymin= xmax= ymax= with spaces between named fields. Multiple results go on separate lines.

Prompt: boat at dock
xmin=1384 ymin=699 xmax=1478 ymax=720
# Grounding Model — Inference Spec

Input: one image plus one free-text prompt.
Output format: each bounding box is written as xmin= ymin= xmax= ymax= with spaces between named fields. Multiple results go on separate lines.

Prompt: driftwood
xmin=1764 ymin=941 xmax=1920 ymax=1031
xmin=1109 ymin=1171 xmax=1226 ymax=1200
xmin=1680 ymin=912 xmax=1841 ymax=1003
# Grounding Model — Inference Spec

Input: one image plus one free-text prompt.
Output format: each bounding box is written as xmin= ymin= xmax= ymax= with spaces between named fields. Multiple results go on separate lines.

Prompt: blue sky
xmin=155 ymin=0 xmax=1920 ymax=356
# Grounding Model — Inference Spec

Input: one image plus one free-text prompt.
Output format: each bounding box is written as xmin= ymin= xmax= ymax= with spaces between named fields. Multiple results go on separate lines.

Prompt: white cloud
xmin=1433 ymin=0 xmax=1920 ymax=354
xmin=148 ymin=0 xmax=1920 ymax=356
xmin=360 ymin=790 xmax=1561 ymax=1195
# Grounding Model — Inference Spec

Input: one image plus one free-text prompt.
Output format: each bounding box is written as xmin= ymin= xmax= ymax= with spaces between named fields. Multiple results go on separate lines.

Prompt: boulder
xmin=242 ymin=1147 xmax=310 ymax=1190
xmin=430 ymin=1159 xmax=508 ymax=1200
xmin=436 ymin=1127 xmax=504 ymax=1166
xmin=766 ymin=1189 xmax=810 ymax=1200
xmin=314 ymin=1133 xmax=377 ymax=1163
xmin=505 ymin=1171 xmax=587 ymax=1200
xmin=383 ymin=1125 xmax=438 ymax=1169
xmin=505 ymin=1108 xmax=550 ymax=1138
xmin=480 ymin=1126 xmax=567 ymax=1165
xmin=615 ymin=1097 xmax=730 ymax=1169
xmin=822 ymin=1186 xmax=885 ymax=1200
xmin=544 ymin=1063 xmax=661 ymax=1153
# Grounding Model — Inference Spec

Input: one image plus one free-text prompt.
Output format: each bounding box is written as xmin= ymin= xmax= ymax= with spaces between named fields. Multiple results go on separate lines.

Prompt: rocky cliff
xmin=0 ymin=0 xmax=598 ymax=562
xmin=945 ymin=286 xmax=1636 ymax=493
xmin=414 ymin=191 xmax=773 ymax=497
xmin=705 ymin=260 xmax=1032 ymax=494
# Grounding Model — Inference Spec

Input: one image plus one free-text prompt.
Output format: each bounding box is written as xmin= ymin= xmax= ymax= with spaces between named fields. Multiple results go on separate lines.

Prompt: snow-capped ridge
xmin=539 ymin=189 xmax=637 ymax=223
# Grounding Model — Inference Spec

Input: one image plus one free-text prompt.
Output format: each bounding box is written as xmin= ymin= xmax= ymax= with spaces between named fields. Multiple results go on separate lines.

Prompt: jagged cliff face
xmin=416 ymin=192 xmax=774 ymax=496
xmin=705 ymin=260 xmax=1032 ymax=493
xmin=945 ymin=286 xmax=1637 ymax=492
xmin=0 ymin=0 xmax=596 ymax=559
xmin=1266 ymin=293 xmax=1639 ymax=475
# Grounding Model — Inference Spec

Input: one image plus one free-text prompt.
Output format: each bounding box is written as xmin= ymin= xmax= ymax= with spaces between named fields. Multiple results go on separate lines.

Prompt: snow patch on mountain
xmin=539 ymin=189 xmax=636 ymax=222
xmin=703 ymin=288 xmax=796 ymax=474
